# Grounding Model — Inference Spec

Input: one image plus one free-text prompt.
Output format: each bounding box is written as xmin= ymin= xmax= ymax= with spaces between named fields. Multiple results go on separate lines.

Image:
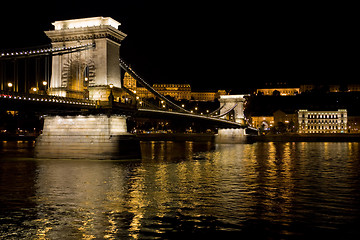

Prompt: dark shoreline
xmin=249 ymin=133 xmax=360 ymax=142
xmin=2 ymin=133 xmax=360 ymax=143
xmin=0 ymin=135 xmax=37 ymax=141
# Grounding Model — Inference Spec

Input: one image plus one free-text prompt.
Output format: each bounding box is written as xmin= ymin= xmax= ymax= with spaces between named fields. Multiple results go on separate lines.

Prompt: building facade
xmin=298 ymin=109 xmax=347 ymax=133
xmin=250 ymin=116 xmax=274 ymax=130
xmin=347 ymin=116 xmax=360 ymax=133
xmin=152 ymin=84 xmax=192 ymax=100
xmin=273 ymin=110 xmax=298 ymax=131
xmin=347 ymin=84 xmax=360 ymax=92
xmin=123 ymin=72 xmax=226 ymax=101
xmin=123 ymin=70 xmax=137 ymax=90
xmin=256 ymin=88 xmax=300 ymax=96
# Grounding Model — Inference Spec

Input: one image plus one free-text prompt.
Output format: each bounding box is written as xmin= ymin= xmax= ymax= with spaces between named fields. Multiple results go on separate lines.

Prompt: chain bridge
xmin=0 ymin=17 xmax=254 ymax=159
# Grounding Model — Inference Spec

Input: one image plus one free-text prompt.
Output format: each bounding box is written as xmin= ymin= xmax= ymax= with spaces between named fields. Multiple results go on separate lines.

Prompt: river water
xmin=1 ymin=141 xmax=360 ymax=239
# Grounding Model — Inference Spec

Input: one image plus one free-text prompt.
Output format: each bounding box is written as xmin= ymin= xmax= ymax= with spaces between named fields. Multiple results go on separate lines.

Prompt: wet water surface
xmin=1 ymin=141 xmax=360 ymax=239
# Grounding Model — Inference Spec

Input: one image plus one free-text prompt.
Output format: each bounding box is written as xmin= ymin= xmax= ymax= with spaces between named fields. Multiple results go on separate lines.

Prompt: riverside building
xmin=298 ymin=109 xmax=347 ymax=133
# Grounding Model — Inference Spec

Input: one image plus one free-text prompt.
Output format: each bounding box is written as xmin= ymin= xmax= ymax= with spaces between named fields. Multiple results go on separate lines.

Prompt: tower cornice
xmin=45 ymin=25 xmax=127 ymax=43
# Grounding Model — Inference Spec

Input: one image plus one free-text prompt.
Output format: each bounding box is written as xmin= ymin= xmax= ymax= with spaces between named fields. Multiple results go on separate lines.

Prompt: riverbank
xmin=0 ymin=135 xmax=37 ymax=141
xmin=249 ymin=133 xmax=360 ymax=142
xmin=1 ymin=133 xmax=216 ymax=142
xmin=3 ymin=133 xmax=360 ymax=143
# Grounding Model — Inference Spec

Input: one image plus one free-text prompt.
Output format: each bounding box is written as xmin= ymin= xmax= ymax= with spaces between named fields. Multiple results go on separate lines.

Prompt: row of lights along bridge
xmin=6 ymin=81 xmax=47 ymax=94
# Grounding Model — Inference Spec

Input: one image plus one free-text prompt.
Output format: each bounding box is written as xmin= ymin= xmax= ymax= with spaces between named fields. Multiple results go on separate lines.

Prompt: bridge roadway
xmin=0 ymin=43 xmax=95 ymax=59
xmin=0 ymin=91 xmax=246 ymax=129
xmin=0 ymin=91 xmax=97 ymax=112
xmin=136 ymin=108 xmax=245 ymax=128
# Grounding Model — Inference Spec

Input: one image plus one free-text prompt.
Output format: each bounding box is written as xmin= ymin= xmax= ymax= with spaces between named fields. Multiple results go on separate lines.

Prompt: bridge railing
xmin=0 ymin=43 xmax=95 ymax=60
xmin=0 ymin=91 xmax=97 ymax=106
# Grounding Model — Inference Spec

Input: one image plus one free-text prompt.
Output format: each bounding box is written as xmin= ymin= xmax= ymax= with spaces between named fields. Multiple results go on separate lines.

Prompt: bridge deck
xmin=1 ymin=92 xmax=247 ymax=128
xmin=136 ymin=108 xmax=246 ymax=128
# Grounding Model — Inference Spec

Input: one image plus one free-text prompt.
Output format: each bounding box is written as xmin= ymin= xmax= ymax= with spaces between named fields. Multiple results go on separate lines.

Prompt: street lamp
xmin=42 ymin=81 xmax=48 ymax=94
xmin=108 ymin=84 xmax=114 ymax=106
xmin=7 ymin=82 xmax=13 ymax=92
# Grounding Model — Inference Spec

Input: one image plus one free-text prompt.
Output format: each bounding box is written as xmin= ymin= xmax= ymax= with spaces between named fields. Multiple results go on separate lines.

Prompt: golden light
xmin=109 ymin=84 xmax=114 ymax=89
xmin=32 ymin=87 xmax=38 ymax=92
xmin=42 ymin=81 xmax=48 ymax=86
xmin=53 ymin=17 xmax=120 ymax=30
xmin=7 ymin=82 xmax=13 ymax=88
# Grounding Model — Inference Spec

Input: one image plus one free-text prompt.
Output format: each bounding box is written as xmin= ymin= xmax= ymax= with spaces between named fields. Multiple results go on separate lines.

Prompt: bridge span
xmin=1 ymin=16 xmax=256 ymax=159
xmin=0 ymin=90 xmax=246 ymax=129
xmin=136 ymin=109 xmax=245 ymax=129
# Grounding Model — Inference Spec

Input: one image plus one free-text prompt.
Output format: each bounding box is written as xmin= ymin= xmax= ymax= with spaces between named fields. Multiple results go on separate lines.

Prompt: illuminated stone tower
xmin=45 ymin=17 xmax=127 ymax=100
xmin=216 ymin=95 xmax=248 ymax=143
xmin=219 ymin=95 xmax=246 ymax=124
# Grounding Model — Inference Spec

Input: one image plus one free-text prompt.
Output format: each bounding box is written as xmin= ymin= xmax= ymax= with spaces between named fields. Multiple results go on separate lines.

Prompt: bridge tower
xmin=216 ymin=95 xmax=248 ymax=143
xmin=45 ymin=17 xmax=127 ymax=100
xmin=219 ymin=95 xmax=246 ymax=124
xmin=35 ymin=17 xmax=141 ymax=159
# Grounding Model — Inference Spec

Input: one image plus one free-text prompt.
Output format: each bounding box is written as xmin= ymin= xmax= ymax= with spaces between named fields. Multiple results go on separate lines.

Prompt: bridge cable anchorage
xmin=121 ymin=86 xmax=162 ymax=110
xmin=212 ymin=103 xmax=239 ymax=118
xmin=207 ymin=102 xmax=227 ymax=116
xmin=0 ymin=43 xmax=95 ymax=60
xmin=119 ymin=58 xmax=191 ymax=114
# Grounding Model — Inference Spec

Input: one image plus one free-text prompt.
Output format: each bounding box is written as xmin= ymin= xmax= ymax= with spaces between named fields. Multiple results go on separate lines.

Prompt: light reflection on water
xmin=1 ymin=141 xmax=360 ymax=239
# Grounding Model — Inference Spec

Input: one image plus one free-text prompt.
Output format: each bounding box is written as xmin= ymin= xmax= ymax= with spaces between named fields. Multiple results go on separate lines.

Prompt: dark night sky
xmin=0 ymin=1 xmax=358 ymax=91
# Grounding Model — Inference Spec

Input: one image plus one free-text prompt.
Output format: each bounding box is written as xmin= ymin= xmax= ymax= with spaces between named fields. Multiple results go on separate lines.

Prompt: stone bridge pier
xmin=35 ymin=115 xmax=141 ymax=159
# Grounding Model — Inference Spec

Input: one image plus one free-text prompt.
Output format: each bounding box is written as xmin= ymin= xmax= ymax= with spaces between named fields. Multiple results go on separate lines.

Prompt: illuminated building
xmin=300 ymin=84 xmax=360 ymax=93
xmin=191 ymin=90 xmax=227 ymax=101
xmin=299 ymin=84 xmax=315 ymax=93
xmin=256 ymin=88 xmax=300 ymax=96
xmin=347 ymin=84 xmax=360 ymax=92
xmin=347 ymin=116 xmax=360 ymax=133
xmin=298 ymin=109 xmax=347 ymax=133
xmin=273 ymin=110 xmax=297 ymax=129
xmin=329 ymin=85 xmax=340 ymax=92
xmin=191 ymin=91 xmax=215 ymax=101
xmin=250 ymin=115 xmax=274 ymax=130
xmin=123 ymin=72 xmax=226 ymax=101
xmin=123 ymin=69 xmax=137 ymax=90
xmin=152 ymin=84 xmax=191 ymax=100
